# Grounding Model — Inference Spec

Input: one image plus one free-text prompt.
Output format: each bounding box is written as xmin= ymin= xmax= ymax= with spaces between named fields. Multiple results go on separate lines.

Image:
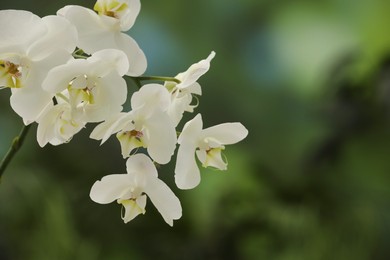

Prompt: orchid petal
xmin=145 ymin=112 xmax=177 ymax=164
xmin=10 ymin=87 xmax=53 ymax=124
xmin=90 ymin=112 xmax=130 ymax=143
xmin=117 ymin=130 xmax=142 ymax=158
xmin=144 ymin=178 xmax=182 ymax=226
xmin=176 ymin=51 xmax=215 ymax=89
xmin=90 ymin=174 xmax=133 ymax=204
xmin=36 ymin=102 xmax=56 ymax=147
xmin=167 ymin=94 xmax=192 ymax=126
xmin=174 ymin=141 xmax=200 ymax=190
xmin=118 ymin=0 xmax=141 ymax=31
xmin=28 ymin=15 xmax=77 ymax=60
xmin=196 ymin=148 xmax=227 ymax=170
xmin=120 ymin=194 xmax=146 ymax=223
xmin=42 ymin=59 xmax=88 ymax=93
xmin=82 ymin=72 xmax=127 ymax=122
xmin=88 ymin=49 xmax=129 ymax=76
xmin=94 ymin=0 xmax=141 ymax=31
xmin=36 ymin=102 xmax=85 ymax=146
xmin=0 ymin=10 xmax=46 ymax=50
xmin=131 ymin=83 xmax=171 ymax=113
xmin=178 ymin=113 xmax=203 ymax=144
xmin=58 ymin=5 xmax=115 ymax=54
xmin=115 ymin=33 xmax=147 ymax=76
xmin=201 ymin=122 xmax=248 ymax=145
xmin=126 ymin=153 xmax=158 ymax=179
xmin=187 ymin=82 xmax=202 ymax=96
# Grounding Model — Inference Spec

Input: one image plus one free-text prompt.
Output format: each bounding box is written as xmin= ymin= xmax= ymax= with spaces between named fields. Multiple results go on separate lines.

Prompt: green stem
xmin=0 ymin=124 xmax=31 ymax=182
xmin=130 ymin=76 xmax=181 ymax=84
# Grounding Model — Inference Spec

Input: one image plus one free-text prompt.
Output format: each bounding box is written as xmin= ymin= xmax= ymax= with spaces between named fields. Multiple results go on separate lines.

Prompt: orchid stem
xmin=130 ymin=76 xmax=181 ymax=84
xmin=0 ymin=124 xmax=31 ymax=182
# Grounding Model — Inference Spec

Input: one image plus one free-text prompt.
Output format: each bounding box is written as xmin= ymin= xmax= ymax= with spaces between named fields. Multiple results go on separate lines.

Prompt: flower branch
xmin=0 ymin=124 xmax=31 ymax=181
xmin=133 ymin=76 xmax=181 ymax=84
xmin=0 ymin=1 xmax=247 ymax=227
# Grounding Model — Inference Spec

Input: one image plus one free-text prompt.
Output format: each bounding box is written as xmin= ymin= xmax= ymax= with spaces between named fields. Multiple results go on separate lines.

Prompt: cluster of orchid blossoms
xmin=0 ymin=0 xmax=248 ymax=226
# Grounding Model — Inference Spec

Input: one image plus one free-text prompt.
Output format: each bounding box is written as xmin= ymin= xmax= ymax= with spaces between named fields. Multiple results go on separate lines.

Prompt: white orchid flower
xmin=36 ymin=101 xmax=85 ymax=147
xmin=165 ymin=51 xmax=215 ymax=126
xmin=0 ymin=10 xmax=77 ymax=124
xmin=42 ymin=49 xmax=129 ymax=123
xmin=93 ymin=0 xmax=140 ymax=31
xmin=57 ymin=1 xmax=147 ymax=76
xmin=90 ymin=84 xmax=177 ymax=164
xmin=90 ymin=153 xmax=182 ymax=226
xmin=175 ymin=114 xmax=248 ymax=190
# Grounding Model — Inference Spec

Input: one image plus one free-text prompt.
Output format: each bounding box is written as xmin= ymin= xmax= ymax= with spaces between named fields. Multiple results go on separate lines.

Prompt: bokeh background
xmin=1 ymin=0 xmax=390 ymax=259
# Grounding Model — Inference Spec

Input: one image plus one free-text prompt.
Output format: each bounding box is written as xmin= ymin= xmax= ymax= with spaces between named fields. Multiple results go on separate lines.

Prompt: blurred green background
xmin=1 ymin=0 xmax=390 ymax=259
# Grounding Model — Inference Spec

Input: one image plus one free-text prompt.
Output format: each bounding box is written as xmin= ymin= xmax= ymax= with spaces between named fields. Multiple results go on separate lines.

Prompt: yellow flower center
xmin=67 ymin=75 xmax=97 ymax=106
xmin=94 ymin=0 xmax=129 ymax=19
xmin=117 ymin=129 xmax=146 ymax=157
xmin=0 ymin=60 xmax=23 ymax=88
